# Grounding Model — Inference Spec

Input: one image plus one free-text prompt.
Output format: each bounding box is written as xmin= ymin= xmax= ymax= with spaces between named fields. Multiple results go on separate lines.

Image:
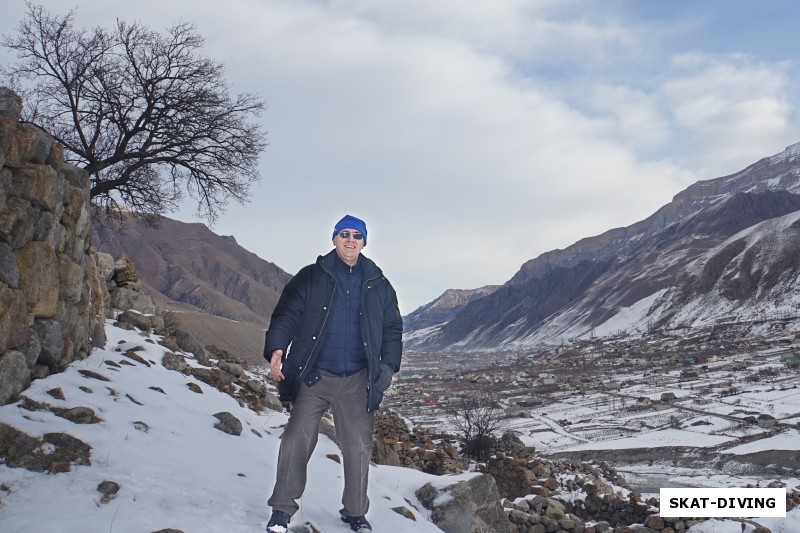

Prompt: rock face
xmin=0 ymin=88 xmax=106 ymax=405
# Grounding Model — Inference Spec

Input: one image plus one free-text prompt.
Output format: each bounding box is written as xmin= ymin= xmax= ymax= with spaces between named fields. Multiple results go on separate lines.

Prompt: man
xmin=264 ymin=214 xmax=403 ymax=533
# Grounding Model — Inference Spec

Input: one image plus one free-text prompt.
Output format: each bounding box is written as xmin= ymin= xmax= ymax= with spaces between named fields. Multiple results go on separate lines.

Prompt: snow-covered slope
xmin=0 ymin=321 xmax=463 ymax=532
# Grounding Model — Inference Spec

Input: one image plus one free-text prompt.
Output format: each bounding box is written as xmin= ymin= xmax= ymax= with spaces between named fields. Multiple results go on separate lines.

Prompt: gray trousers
xmin=268 ymin=369 xmax=375 ymax=518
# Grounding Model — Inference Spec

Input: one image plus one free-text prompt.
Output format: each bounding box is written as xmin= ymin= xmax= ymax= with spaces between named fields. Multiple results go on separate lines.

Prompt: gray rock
xmin=47 ymin=387 xmax=65 ymax=400
xmin=5 ymin=123 xmax=54 ymax=168
xmin=0 ymin=351 xmax=31 ymax=405
xmin=57 ymin=406 xmax=99 ymax=424
xmin=9 ymin=163 xmax=60 ymax=210
xmin=117 ymin=310 xmax=159 ymax=332
xmin=111 ymin=287 xmax=155 ymax=314
xmin=95 ymin=252 xmax=115 ymax=282
xmin=172 ymin=330 xmax=206 ymax=357
xmin=57 ymin=254 xmax=83 ymax=304
xmin=213 ymin=411 xmax=242 ymax=436
xmin=77 ymin=369 xmax=111 ymax=382
xmin=17 ymin=328 xmax=42 ymax=369
xmin=416 ymin=474 xmax=510 ymax=533
xmin=0 ymin=284 xmax=29 ymax=355
xmin=261 ymin=391 xmax=284 ymax=413
xmin=372 ymin=440 xmax=402 ymax=467
xmin=97 ymin=480 xmax=120 ymax=504
xmin=0 ymin=91 xmax=21 ymax=168
xmin=0 ymin=241 xmax=19 ymax=288
xmin=89 ymin=316 xmax=107 ymax=349
xmin=0 ymin=195 xmax=35 ymax=249
xmin=0 ymin=88 xmax=23 ymax=119
xmin=161 ymin=352 xmax=190 ymax=373
xmin=32 ymin=211 xmax=60 ymax=248
xmin=218 ymin=361 xmax=245 ymax=377
xmin=545 ymin=498 xmax=565 ymax=520
xmin=15 ymin=240 xmax=59 ymax=318
xmin=32 ymin=319 xmax=63 ymax=370
xmin=61 ymin=164 xmax=90 ymax=189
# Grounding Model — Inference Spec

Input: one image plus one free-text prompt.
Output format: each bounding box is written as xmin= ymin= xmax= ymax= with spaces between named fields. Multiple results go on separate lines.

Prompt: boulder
xmin=111 ymin=287 xmax=155 ymax=314
xmin=4 ymin=123 xmax=54 ymax=169
xmin=213 ymin=411 xmax=242 ymax=436
xmin=117 ymin=310 xmax=160 ymax=332
xmin=32 ymin=319 xmax=63 ymax=371
xmin=416 ymin=474 xmax=510 ymax=533
xmin=0 ymin=351 xmax=31 ymax=404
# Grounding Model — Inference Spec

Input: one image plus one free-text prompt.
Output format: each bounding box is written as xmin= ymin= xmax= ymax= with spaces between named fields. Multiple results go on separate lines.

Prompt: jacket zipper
xmin=344 ymin=265 xmax=352 ymax=374
xmin=301 ymin=279 xmax=335 ymax=376
xmin=362 ymin=272 xmax=382 ymax=405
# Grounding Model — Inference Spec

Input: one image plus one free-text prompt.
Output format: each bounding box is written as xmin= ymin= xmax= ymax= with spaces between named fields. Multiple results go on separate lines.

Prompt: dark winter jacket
xmin=263 ymin=250 xmax=403 ymax=412
xmin=315 ymin=255 xmax=368 ymax=376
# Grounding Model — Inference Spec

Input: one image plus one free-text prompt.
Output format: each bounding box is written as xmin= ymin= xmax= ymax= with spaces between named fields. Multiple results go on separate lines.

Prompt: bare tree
xmin=2 ymin=3 xmax=267 ymax=224
xmin=445 ymin=393 xmax=506 ymax=461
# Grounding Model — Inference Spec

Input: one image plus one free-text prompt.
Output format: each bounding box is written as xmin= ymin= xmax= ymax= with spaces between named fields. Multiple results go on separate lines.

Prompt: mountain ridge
xmin=92 ymin=215 xmax=292 ymax=360
xmin=405 ymin=142 xmax=800 ymax=351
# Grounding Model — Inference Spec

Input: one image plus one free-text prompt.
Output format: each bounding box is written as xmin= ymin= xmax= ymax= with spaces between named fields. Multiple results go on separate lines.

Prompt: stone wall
xmin=373 ymin=409 xmax=467 ymax=474
xmin=0 ymin=88 xmax=106 ymax=404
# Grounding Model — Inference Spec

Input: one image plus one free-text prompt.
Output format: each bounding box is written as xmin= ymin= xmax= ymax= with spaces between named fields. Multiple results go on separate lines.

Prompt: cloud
xmin=660 ymin=53 xmax=795 ymax=175
xmin=2 ymin=0 xmax=799 ymax=313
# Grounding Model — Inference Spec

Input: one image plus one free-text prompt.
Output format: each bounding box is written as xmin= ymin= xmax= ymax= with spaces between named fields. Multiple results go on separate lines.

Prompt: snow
xmin=2 ymin=320 xmax=799 ymax=531
xmin=769 ymin=141 xmax=800 ymax=164
xmin=726 ymin=429 xmax=800 ymax=455
xmin=591 ymin=289 xmax=666 ymax=338
xmin=563 ymin=428 xmax=735 ymax=451
xmin=0 ymin=321 xmax=450 ymax=533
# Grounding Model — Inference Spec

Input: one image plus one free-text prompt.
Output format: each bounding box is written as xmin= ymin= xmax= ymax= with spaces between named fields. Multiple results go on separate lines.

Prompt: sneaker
xmin=266 ymin=510 xmax=291 ymax=533
xmin=340 ymin=513 xmax=372 ymax=532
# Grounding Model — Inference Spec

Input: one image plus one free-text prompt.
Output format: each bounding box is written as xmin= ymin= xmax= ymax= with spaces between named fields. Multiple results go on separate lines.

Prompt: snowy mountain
xmin=403 ymin=286 xmax=500 ymax=332
xmin=405 ymin=142 xmax=800 ymax=350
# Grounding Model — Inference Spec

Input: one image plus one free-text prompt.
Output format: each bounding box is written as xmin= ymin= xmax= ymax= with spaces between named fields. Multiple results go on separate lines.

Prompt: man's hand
xmin=374 ymin=362 xmax=394 ymax=392
xmin=269 ymin=349 xmax=285 ymax=382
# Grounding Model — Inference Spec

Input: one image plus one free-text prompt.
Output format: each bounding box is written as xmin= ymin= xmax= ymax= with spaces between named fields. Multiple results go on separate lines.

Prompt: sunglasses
xmin=338 ymin=231 xmax=364 ymax=240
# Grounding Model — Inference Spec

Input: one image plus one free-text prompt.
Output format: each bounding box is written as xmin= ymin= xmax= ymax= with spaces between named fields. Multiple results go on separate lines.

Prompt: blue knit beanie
xmin=332 ymin=214 xmax=367 ymax=245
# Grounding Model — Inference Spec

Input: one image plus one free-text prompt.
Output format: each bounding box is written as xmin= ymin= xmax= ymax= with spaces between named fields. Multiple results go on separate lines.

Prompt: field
xmin=386 ymin=343 xmax=800 ymax=494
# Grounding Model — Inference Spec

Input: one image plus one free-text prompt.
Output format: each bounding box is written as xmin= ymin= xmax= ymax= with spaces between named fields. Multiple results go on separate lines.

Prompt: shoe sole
xmin=340 ymin=516 xmax=372 ymax=532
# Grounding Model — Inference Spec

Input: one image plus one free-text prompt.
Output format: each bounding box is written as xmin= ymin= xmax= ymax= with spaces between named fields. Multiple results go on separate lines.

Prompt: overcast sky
xmin=3 ymin=0 xmax=800 ymax=314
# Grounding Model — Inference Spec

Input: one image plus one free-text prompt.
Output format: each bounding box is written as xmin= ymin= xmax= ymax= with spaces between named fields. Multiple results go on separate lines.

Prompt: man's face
xmin=333 ymin=227 xmax=365 ymax=266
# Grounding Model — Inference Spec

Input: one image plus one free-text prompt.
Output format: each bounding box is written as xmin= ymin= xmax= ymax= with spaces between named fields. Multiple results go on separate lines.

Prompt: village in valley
xmin=384 ymin=324 xmax=800 ymax=494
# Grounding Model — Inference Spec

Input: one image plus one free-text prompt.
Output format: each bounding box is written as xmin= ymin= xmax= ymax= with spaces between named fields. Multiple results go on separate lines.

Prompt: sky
xmin=3 ymin=0 xmax=800 ymax=313
xmin=1 ymin=319 xmax=797 ymax=532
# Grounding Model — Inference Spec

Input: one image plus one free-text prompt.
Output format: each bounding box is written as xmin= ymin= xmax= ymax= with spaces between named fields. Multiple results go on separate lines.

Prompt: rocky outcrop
xmin=0 ymin=421 xmax=91 ymax=473
xmin=479 ymin=432 xmax=797 ymax=533
xmin=416 ymin=474 xmax=510 ymax=533
xmin=0 ymin=88 xmax=106 ymax=405
xmin=372 ymin=410 xmax=467 ymax=474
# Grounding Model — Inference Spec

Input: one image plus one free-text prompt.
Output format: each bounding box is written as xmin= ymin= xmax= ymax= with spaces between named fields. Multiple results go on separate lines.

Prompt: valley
xmin=385 ymin=327 xmax=800 ymax=495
